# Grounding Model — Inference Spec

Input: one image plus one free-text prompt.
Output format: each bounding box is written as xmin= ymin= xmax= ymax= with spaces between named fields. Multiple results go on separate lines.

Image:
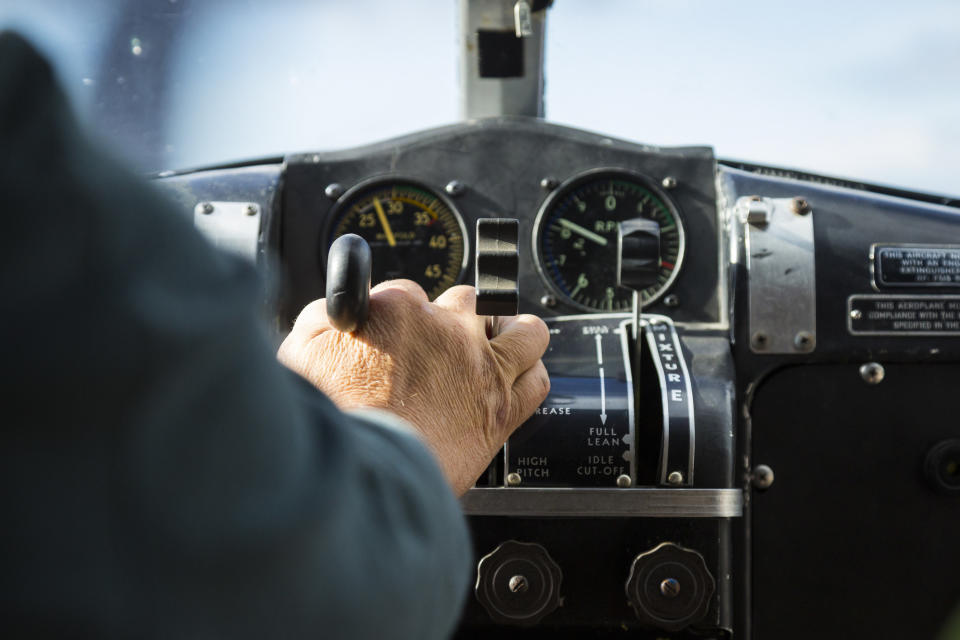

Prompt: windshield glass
xmin=3 ymin=0 xmax=957 ymax=195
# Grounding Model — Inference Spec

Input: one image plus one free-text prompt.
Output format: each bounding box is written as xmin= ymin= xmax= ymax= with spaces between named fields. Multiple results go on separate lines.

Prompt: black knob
xmin=475 ymin=540 xmax=562 ymax=626
xmin=625 ymin=542 xmax=715 ymax=632
xmin=617 ymin=218 xmax=661 ymax=292
xmin=475 ymin=218 xmax=519 ymax=316
xmin=325 ymin=234 xmax=371 ymax=332
xmin=925 ymin=439 xmax=960 ymax=494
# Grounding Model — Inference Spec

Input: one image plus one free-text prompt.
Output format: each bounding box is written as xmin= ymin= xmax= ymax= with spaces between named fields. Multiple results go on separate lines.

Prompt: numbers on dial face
xmin=537 ymin=175 xmax=683 ymax=311
xmin=329 ymin=182 xmax=466 ymax=299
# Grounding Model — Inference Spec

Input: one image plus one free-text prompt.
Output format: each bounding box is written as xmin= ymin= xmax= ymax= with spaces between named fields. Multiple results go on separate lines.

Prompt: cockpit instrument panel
xmin=164 ymin=115 xmax=960 ymax=640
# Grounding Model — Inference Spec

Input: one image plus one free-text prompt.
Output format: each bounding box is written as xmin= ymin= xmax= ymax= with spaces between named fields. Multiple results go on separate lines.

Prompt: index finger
xmin=488 ymin=314 xmax=550 ymax=381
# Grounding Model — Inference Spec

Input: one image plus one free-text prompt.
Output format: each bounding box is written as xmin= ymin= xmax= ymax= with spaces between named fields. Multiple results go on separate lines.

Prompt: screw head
xmin=860 ymin=362 xmax=885 ymax=385
xmin=752 ymin=464 xmax=775 ymax=489
xmin=540 ymin=294 xmax=556 ymax=308
xmin=200 ymin=202 xmax=214 ymax=215
xmin=661 ymin=176 xmax=678 ymax=190
xmin=667 ymin=471 xmax=684 ymax=485
xmin=540 ymin=176 xmax=559 ymax=190
xmin=663 ymin=294 xmax=680 ymax=307
xmin=659 ymin=578 xmax=681 ymax=598
xmin=324 ymin=183 xmax=344 ymax=200
xmin=751 ymin=331 xmax=768 ymax=351
xmin=445 ymin=180 xmax=465 ymax=196
xmin=850 ymin=309 xmax=863 ymax=320
xmin=244 ymin=204 xmax=258 ymax=216
xmin=508 ymin=575 xmax=529 ymax=593
xmin=506 ymin=472 xmax=522 ymax=487
xmin=616 ymin=474 xmax=632 ymax=488
xmin=792 ymin=197 xmax=811 ymax=215
xmin=793 ymin=331 xmax=815 ymax=352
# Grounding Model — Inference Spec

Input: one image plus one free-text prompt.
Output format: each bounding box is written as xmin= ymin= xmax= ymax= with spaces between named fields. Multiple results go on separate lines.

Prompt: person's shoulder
xmin=0 ymin=31 xmax=58 ymax=108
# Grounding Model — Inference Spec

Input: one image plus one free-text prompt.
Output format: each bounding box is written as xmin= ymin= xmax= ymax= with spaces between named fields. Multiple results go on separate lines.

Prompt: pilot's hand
xmin=278 ymin=281 xmax=550 ymax=495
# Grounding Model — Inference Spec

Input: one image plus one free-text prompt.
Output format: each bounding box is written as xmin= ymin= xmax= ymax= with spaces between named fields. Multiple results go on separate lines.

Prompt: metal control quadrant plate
xmin=505 ymin=316 xmax=635 ymax=487
xmin=193 ymin=201 xmax=261 ymax=261
xmin=740 ymin=196 xmax=817 ymax=354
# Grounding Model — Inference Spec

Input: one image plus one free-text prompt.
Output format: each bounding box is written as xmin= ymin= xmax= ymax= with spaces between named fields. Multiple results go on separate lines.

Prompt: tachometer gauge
xmin=326 ymin=179 xmax=468 ymax=299
xmin=533 ymin=169 xmax=685 ymax=311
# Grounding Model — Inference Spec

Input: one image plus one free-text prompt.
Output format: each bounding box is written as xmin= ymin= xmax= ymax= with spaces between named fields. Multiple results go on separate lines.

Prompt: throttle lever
xmin=325 ymin=233 xmax=372 ymax=332
xmin=475 ymin=218 xmax=520 ymax=323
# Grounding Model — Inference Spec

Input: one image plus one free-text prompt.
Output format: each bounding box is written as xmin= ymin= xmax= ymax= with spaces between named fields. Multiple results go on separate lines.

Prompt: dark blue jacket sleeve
xmin=0 ymin=31 xmax=470 ymax=638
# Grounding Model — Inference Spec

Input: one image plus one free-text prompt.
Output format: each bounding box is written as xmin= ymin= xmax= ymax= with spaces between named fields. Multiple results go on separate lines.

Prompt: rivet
xmin=616 ymin=474 xmax=632 ymax=488
xmin=793 ymin=331 xmax=815 ymax=352
xmin=752 ymin=464 xmax=775 ymax=489
xmin=445 ymin=180 xmax=465 ymax=197
xmin=663 ymin=294 xmax=680 ymax=307
xmin=661 ymin=176 xmax=678 ymax=190
xmin=324 ymin=183 xmax=344 ymax=200
xmin=540 ymin=177 xmax=559 ymax=190
xmin=860 ymin=362 xmax=885 ymax=385
xmin=751 ymin=331 xmax=768 ymax=351
xmin=540 ymin=294 xmax=556 ymax=308
xmin=667 ymin=471 xmax=684 ymax=485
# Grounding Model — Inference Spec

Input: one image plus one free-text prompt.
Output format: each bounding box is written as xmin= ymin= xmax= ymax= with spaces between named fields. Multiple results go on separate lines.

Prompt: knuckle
xmin=295 ymin=299 xmax=327 ymax=326
xmin=539 ymin=366 xmax=551 ymax=397
xmin=449 ymin=285 xmax=475 ymax=303
xmin=373 ymin=285 xmax=418 ymax=312
xmin=519 ymin=314 xmax=550 ymax=347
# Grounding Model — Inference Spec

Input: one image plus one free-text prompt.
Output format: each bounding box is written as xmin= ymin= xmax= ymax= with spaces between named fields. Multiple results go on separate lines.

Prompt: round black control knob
xmin=325 ymin=233 xmax=371 ymax=332
xmin=925 ymin=439 xmax=960 ymax=494
xmin=625 ymin=542 xmax=715 ymax=632
xmin=617 ymin=218 xmax=661 ymax=292
xmin=475 ymin=540 xmax=563 ymax=626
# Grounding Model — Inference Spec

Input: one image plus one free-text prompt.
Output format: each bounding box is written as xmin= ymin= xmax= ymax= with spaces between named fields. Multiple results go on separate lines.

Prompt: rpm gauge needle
xmin=371 ymin=197 xmax=397 ymax=247
xmin=557 ymin=218 xmax=608 ymax=246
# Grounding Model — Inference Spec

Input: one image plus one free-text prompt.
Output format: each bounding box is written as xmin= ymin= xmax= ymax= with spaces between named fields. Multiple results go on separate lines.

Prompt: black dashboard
xmin=156 ymin=117 xmax=960 ymax=639
xmin=277 ymin=118 xmax=722 ymax=328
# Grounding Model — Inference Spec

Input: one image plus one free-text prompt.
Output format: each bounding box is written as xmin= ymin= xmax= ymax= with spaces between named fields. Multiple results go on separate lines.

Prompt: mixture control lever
xmin=475 ymin=218 xmax=520 ymax=318
xmin=618 ymin=218 xmax=661 ymax=444
xmin=325 ymin=233 xmax=372 ymax=332
xmin=617 ymin=217 xmax=662 ymax=327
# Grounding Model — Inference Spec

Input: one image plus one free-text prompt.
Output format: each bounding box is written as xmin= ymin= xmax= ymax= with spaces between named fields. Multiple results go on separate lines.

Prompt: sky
xmin=2 ymin=0 xmax=958 ymax=195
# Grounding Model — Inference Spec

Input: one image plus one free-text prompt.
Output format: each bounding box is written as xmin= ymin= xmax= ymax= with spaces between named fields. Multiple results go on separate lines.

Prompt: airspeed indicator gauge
xmin=533 ymin=169 xmax=685 ymax=311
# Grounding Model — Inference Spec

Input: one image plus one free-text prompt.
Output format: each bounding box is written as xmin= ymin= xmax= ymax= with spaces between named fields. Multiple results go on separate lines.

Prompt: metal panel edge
xmin=461 ymin=487 xmax=742 ymax=518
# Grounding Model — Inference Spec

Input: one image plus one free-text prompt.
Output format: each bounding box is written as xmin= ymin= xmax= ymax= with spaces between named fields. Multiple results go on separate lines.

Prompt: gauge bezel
xmin=532 ymin=167 xmax=686 ymax=312
xmin=322 ymin=175 xmax=471 ymax=292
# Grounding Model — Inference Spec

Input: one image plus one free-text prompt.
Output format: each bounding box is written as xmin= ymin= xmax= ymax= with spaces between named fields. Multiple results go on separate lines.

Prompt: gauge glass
xmin=534 ymin=171 xmax=684 ymax=311
xmin=327 ymin=180 xmax=467 ymax=299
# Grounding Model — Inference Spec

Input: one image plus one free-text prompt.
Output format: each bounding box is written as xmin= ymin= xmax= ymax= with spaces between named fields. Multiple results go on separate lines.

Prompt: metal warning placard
xmin=873 ymin=244 xmax=960 ymax=288
xmin=848 ymin=294 xmax=960 ymax=336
